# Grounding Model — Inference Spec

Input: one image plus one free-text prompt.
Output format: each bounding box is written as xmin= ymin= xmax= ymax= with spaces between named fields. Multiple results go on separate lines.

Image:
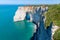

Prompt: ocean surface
xmin=0 ymin=5 xmax=35 ymax=40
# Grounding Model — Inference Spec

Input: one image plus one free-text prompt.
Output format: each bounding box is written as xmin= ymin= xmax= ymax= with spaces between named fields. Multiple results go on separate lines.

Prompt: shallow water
xmin=0 ymin=5 xmax=35 ymax=40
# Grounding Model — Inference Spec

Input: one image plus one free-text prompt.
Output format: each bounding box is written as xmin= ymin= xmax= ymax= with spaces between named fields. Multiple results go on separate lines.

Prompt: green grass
xmin=45 ymin=4 xmax=60 ymax=27
xmin=44 ymin=4 xmax=60 ymax=40
xmin=53 ymin=29 xmax=60 ymax=40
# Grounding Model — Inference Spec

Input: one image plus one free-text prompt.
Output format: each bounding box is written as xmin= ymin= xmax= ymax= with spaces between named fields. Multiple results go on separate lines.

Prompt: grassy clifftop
xmin=45 ymin=4 xmax=60 ymax=27
xmin=53 ymin=29 xmax=60 ymax=40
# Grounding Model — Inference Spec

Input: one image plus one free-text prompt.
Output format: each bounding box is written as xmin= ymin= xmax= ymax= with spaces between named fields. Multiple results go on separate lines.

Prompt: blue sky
xmin=0 ymin=0 xmax=60 ymax=5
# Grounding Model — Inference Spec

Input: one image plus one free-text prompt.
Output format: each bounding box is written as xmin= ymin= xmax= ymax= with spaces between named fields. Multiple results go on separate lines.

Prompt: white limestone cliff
xmin=51 ymin=25 xmax=59 ymax=40
xmin=14 ymin=7 xmax=26 ymax=22
xmin=13 ymin=6 xmax=34 ymax=22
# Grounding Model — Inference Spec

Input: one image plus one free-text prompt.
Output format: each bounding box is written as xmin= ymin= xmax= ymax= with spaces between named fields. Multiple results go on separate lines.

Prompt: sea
xmin=0 ymin=5 xmax=35 ymax=40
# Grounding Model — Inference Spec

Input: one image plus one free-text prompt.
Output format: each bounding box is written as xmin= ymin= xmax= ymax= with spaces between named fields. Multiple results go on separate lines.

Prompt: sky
xmin=0 ymin=0 xmax=60 ymax=5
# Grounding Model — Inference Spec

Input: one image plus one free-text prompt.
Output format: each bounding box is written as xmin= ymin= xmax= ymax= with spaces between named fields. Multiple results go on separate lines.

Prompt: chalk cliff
xmin=14 ymin=6 xmax=34 ymax=22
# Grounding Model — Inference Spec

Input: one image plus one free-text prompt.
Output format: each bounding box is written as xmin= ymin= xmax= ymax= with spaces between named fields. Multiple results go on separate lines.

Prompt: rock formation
xmin=31 ymin=6 xmax=53 ymax=40
xmin=14 ymin=6 xmax=34 ymax=22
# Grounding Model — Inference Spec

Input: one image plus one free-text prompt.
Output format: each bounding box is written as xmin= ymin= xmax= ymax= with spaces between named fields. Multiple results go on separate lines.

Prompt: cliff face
xmin=13 ymin=6 xmax=48 ymax=22
xmin=13 ymin=6 xmax=34 ymax=22
xmin=14 ymin=7 xmax=26 ymax=22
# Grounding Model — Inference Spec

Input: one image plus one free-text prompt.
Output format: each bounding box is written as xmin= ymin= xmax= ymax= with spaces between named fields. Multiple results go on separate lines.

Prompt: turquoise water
xmin=0 ymin=5 xmax=35 ymax=40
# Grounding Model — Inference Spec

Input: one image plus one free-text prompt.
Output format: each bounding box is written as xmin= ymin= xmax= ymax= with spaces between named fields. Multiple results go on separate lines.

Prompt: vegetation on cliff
xmin=53 ymin=29 xmax=60 ymax=40
xmin=44 ymin=4 xmax=60 ymax=40
xmin=45 ymin=4 xmax=60 ymax=27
